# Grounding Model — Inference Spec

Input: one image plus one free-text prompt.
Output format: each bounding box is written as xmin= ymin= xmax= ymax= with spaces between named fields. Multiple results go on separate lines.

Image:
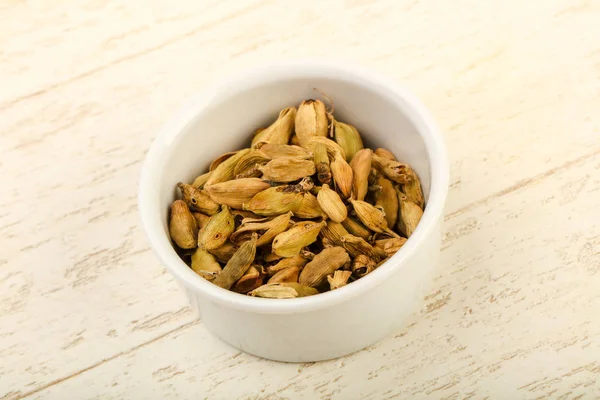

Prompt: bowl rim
xmin=138 ymin=60 xmax=449 ymax=314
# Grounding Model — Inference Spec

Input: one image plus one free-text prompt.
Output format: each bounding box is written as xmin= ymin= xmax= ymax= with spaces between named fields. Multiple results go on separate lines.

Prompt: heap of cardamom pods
xmin=168 ymin=98 xmax=424 ymax=299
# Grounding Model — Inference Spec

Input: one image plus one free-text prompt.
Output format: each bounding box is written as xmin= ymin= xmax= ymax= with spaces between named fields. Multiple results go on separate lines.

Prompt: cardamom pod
xmin=266 ymin=254 xmax=310 ymax=275
xmin=290 ymin=134 xmax=301 ymax=146
xmin=304 ymin=137 xmax=345 ymax=160
xmin=341 ymin=217 xmax=372 ymax=240
xmin=272 ymin=220 xmax=326 ymax=257
xmin=371 ymin=153 xmax=411 ymax=184
xmin=320 ymin=221 xmax=350 ymax=246
xmin=251 ymin=107 xmax=297 ymax=147
xmin=327 ymin=270 xmax=352 ymax=290
xmin=374 ymin=148 xmax=396 ymax=161
xmin=210 ymin=151 xmax=239 ymax=172
xmin=177 ymin=182 xmax=220 ymax=215
xmin=299 ymin=246 xmax=350 ymax=287
xmin=205 ymin=178 xmax=271 ymax=209
xmin=249 ymin=282 xmax=318 ymax=298
xmin=317 ymin=184 xmax=347 ymax=222
xmin=233 ymin=150 xmax=272 ymax=178
xmin=169 ymin=200 xmax=198 ymax=249
xmin=243 ymin=186 xmax=304 ymax=216
xmin=330 ymin=153 xmax=353 ymax=199
xmin=198 ymin=205 xmax=235 ymax=250
xmin=396 ymin=189 xmax=423 ymax=238
xmin=259 ymin=157 xmax=316 ymax=182
xmin=213 ymin=233 xmax=258 ymax=289
xmin=192 ymin=212 xmax=211 ymax=229
xmin=374 ymin=176 xmax=398 ymax=229
xmin=268 ymin=266 xmax=301 ymax=284
xmin=340 ymin=234 xmax=387 ymax=261
xmin=401 ymin=166 xmax=425 ymax=209
xmin=349 ymin=199 xmax=399 ymax=238
xmin=295 ymin=99 xmax=329 ymax=145
xmin=255 ymin=143 xmax=312 ymax=159
xmin=313 ymin=142 xmax=332 ymax=185
xmin=333 ymin=120 xmax=363 ymax=162
xmin=206 ymin=148 xmax=252 ymax=186
xmin=192 ymin=172 xmax=211 ymax=189
xmin=352 ymin=254 xmax=377 ymax=278
xmin=374 ymin=237 xmax=407 ymax=257
xmin=230 ymin=211 xmax=293 ymax=247
xmin=295 ymin=192 xmax=327 ymax=219
xmin=191 ymin=248 xmax=221 ymax=281
xmin=350 ymin=148 xmax=372 ymax=201
xmin=231 ymin=266 xmax=263 ymax=294
xmin=207 ymin=241 xmax=238 ymax=263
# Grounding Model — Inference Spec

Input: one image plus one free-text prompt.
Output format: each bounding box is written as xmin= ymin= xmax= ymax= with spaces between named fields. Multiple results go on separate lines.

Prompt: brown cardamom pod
xmin=330 ymin=153 xmax=353 ymax=199
xmin=204 ymin=178 xmax=270 ymax=210
xmin=317 ymin=184 xmax=347 ymax=223
xmin=272 ymin=221 xmax=326 ymax=257
xmin=213 ymin=234 xmax=258 ymax=289
xmin=206 ymin=148 xmax=252 ymax=186
xmin=349 ymin=199 xmax=399 ymax=238
xmin=259 ymin=157 xmax=316 ymax=182
xmin=349 ymin=148 xmax=372 ymax=201
xmin=396 ymin=189 xmax=423 ymax=238
xmin=169 ymin=200 xmax=198 ymax=249
xmin=333 ymin=120 xmax=363 ymax=162
xmin=252 ymin=107 xmax=297 ymax=147
xmin=177 ymin=182 xmax=220 ymax=215
xmin=299 ymin=246 xmax=350 ymax=287
xmin=374 ymin=176 xmax=398 ymax=229
xmin=191 ymin=248 xmax=222 ymax=281
xmin=295 ymin=99 xmax=329 ymax=145
xmin=198 ymin=205 xmax=235 ymax=250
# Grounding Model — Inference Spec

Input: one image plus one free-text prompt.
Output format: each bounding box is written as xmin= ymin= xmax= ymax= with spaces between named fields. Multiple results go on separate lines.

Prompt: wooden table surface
xmin=2 ymin=1 xmax=600 ymax=399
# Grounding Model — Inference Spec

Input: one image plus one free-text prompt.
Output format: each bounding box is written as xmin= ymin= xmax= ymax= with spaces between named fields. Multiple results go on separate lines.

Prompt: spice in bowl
xmin=168 ymin=97 xmax=424 ymax=298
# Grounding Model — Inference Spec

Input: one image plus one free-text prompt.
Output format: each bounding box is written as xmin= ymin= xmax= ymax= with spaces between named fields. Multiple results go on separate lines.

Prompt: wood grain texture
xmin=1 ymin=0 xmax=599 ymax=398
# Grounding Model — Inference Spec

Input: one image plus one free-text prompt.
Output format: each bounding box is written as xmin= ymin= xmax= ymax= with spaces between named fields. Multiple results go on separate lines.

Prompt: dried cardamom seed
xmin=266 ymin=254 xmax=310 ymax=275
xmin=401 ymin=166 xmax=425 ymax=209
xmin=304 ymin=137 xmax=345 ymax=160
xmin=268 ymin=266 xmax=301 ymax=284
xmin=207 ymin=241 xmax=238 ymax=263
xmin=177 ymin=182 xmax=220 ymax=215
xmin=327 ymin=270 xmax=352 ymax=290
xmin=299 ymin=246 xmax=350 ymax=287
xmin=320 ymin=221 xmax=350 ymax=246
xmin=169 ymin=200 xmax=198 ymax=249
xmin=210 ymin=151 xmax=239 ymax=172
xmin=374 ymin=237 xmax=408 ymax=257
xmin=255 ymin=143 xmax=312 ymax=160
xmin=374 ymin=176 xmax=398 ymax=229
xmin=371 ymin=153 xmax=412 ymax=184
xmin=206 ymin=148 xmax=252 ymax=186
xmin=249 ymin=282 xmax=318 ymax=298
xmin=252 ymin=107 xmax=297 ymax=147
xmin=272 ymin=220 xmax=326 ymax=257
xmin=205 ymin=178 xmax=271 ymax=210
xmin=330 ymin=153 xmax=353 ymax=199
xmin=232 ymin=266 xmax=263 ymax=294
xmin=243 ymin=186 xmax=304 ymax=216
xmin=349 ymin=199 xmax=399 ymax=238
xmin=230 ymin=211 xmax=293 ymax=247
xmin=352 ymin=254 xmax=377 ymax=278
xmin=340 ymin=234 xmax=387 ymax=262
xmin=192 ymin=212 xmax=211 ymax=229
xmin=259 ymin=157 xmax=316 ymax=182
xmin=333 ymin=120 xmax=363 ymax=162
xmin=295 ymin=99 xmax=329 ymax=145
xmin=198 ymin=205 xmax=235 ymax=250
xmin=313 ymin=142 xmax=332 ymax=185
xmin=317 ymin=184 xmax=347 ymax=223
xmin=374 ymin=148 xmax=396 ymax=161
xmin=396 ymin=189 xmax=423 ymax=238
xmin=295 ymin=192 xmax=327 ymax=219
xmin=350 ymin=148 xmax=372 ymax=201
xmin=213 ymin=233 xmax=258 ymax=289
xmin=192 ymin=172 xmax=211 ymax=189
xmin=191 ymin=248 xmax=221 ymax=281
xmin=341 ymin=217 xmax=372 ymax=240
xmin=233 ymin=150 xmax=272 ymax=178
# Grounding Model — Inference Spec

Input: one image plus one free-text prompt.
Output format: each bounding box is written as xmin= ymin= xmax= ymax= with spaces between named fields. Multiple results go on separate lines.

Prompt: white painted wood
xmin=1 ymin=0 xmax=599 ymax=398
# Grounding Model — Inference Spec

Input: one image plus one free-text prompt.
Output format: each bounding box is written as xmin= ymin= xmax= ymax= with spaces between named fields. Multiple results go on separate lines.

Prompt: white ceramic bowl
xmin=138 ymin=61 xmax=449 ymax=362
